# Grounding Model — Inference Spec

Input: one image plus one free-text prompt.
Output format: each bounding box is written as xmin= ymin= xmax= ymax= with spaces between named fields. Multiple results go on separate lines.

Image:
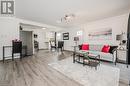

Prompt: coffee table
xmin=73 ymin=50 xmax=100 ymax=70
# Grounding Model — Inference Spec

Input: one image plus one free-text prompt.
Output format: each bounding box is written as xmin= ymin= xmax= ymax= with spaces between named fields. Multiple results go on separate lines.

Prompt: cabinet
xmin=115 ymin=49 xmax=129 ymax=68
xmin=116 ymin=49 xmax=127 ymax=63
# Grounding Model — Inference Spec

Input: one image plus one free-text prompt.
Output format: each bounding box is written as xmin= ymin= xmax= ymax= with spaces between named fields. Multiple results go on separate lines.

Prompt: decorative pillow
xmin=109 ymin=46 xmax=118 ymax=54
xmin=78 ymin=45 xmax=82 ymax=50
xmin=82 ymin=44 xmax=89 ymax=50
xmin=101 ymin=45 xmax=110 ymax=53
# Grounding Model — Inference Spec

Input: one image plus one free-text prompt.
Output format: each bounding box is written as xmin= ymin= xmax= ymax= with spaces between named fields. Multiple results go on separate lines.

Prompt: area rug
xmin=48 ymin=57 xmax=120 ymax=86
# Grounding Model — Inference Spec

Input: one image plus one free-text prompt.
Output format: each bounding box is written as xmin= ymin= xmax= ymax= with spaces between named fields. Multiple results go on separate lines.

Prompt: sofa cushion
xmin=89 ymin=45 xmax=103 ymax=51
xmin=77 ymin=50 xmax=115 ymax=62
xmin=88 ymin=50 xmax=100 ymax=55
xmin=97 ymin=51 xmax=114 ymax=61
xmin=101 ymin=45 xmax=110 ymax=53
xmin=88 ymin=50 xmax=114 ymax=62
xmin=82 ymin=44 xmax=89 ymax=50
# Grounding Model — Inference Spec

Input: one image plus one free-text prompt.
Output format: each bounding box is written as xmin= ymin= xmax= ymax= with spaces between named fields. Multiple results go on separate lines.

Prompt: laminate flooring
xmin=0 ymin=50 xmax=129 ymax=86
xmin=0 ymin=50 xmax=82 ymax=86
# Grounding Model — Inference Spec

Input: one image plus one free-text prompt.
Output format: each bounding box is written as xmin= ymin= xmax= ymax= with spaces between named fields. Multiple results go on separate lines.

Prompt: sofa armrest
xmin=111 ymin=48 xmax=117 ymax=54
xmin=112 ymin=49 xmax=117 ymax=62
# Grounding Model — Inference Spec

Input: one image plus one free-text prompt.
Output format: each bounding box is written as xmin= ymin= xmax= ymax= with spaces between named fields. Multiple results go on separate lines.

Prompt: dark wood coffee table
xmin=73 ymin=50 xmax=100 ymax=70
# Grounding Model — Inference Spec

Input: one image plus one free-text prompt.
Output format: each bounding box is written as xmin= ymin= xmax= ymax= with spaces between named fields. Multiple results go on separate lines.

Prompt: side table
xmin=115 ymin=49 xmax=129 ymax=68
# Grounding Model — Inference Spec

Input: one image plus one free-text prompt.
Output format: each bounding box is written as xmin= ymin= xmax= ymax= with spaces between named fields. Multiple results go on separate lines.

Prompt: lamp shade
xmin=116 ymin=34 xmax=123 ymax=40
xmin=74 ymin=37 xmax=79 ymax=41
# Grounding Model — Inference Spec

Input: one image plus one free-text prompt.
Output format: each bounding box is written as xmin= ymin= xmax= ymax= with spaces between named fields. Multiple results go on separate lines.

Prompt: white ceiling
xmin=15 ymin=0 xmax=130 ymax=28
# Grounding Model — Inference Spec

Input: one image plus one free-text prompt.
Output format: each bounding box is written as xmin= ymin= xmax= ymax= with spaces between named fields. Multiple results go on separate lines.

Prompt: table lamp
xmin=116 ymin=34 xmax=124 ymax=49
xmin=74 ymin=37 xmax=79 ymax=46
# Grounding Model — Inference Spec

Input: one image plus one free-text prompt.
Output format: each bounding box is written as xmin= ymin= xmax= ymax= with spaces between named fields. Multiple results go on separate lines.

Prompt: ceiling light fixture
xmin=42 ymin=27 xmax=46 ymax=30
xmin=61 ymin=14 xmax=75 ymax=23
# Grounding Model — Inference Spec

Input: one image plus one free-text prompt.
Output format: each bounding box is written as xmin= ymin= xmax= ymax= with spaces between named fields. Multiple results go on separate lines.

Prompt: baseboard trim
xmin=38 ymin=49 xmax=49 ymax=50
xmin=63 ymin=50 xmax=73 ymax=52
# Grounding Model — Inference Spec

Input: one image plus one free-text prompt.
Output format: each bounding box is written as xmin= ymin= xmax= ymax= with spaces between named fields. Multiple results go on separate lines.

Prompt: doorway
xmin=20 ymin=31 xmax=33 ymax=55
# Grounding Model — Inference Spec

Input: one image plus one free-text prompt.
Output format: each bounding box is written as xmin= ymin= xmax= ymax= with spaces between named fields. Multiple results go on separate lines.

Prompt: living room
xmin=0 ymin=0 xmax=130 ymax=86
xmin=57 ymin=12 xmax=130 ymax=86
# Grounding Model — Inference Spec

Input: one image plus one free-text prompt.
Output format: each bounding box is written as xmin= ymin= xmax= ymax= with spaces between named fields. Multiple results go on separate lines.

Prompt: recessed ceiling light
xmin=42 ymin=28 xmax=46 ymax=30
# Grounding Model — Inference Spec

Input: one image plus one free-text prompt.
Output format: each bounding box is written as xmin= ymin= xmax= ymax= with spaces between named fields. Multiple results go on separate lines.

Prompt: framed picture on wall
xmin=34 ymin=34 xmax=38 ymax=38
xmin=63 ymin=32 xmax=69 ymax=40
xmin=88 ymin=28 xmax=112 ymax=40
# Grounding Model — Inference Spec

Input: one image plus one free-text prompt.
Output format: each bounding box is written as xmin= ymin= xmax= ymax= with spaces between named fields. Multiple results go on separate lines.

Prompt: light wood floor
xmin=0 ymin=50 xmax=82 ymax=86
xmin=0 ymin=50 xmax=129 ymax=86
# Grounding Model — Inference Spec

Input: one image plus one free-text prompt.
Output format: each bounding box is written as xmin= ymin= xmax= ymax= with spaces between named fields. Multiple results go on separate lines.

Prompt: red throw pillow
xmin=82 ymin=44 xmax=89 ymax=50
xmin=102 ymin=45 xmax=110 ymax=53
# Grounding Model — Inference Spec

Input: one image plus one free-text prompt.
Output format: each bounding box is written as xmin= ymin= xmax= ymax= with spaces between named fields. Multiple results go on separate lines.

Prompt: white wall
xmin=61 ymin=13 xmax=129 ymax=51
xmin=0 ymin=13 xmax=129 ymax=59
xmin=60 ymin=27 xmax=85 ymax=51
xmin=0 ymin=17 xmax=63 ymax=60
xmin=34 ymin=29 xmax=46 ymax=49
xmin=84 ymin=13 xmax=128 ymax=45
xmin=0 ymin=17 xmax=19 ymax=60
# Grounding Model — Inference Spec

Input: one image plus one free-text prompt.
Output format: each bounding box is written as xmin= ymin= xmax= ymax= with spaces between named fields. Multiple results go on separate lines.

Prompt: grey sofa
xmin=78 ymin=44 xmax=118 ymax=62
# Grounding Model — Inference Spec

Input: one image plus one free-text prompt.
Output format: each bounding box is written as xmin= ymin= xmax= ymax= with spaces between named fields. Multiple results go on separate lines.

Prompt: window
xmin=77 ymin=30 xmax=83 ymax=36
xmin=57 ymin=33 xmax=61 ymax=40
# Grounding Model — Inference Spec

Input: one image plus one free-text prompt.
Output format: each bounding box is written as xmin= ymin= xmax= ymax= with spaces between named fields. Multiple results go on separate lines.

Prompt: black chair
xmin=50 ymin=41 xmax=57 ymax=51
xmin=57 ymin=41 xmax=64 ymax=52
